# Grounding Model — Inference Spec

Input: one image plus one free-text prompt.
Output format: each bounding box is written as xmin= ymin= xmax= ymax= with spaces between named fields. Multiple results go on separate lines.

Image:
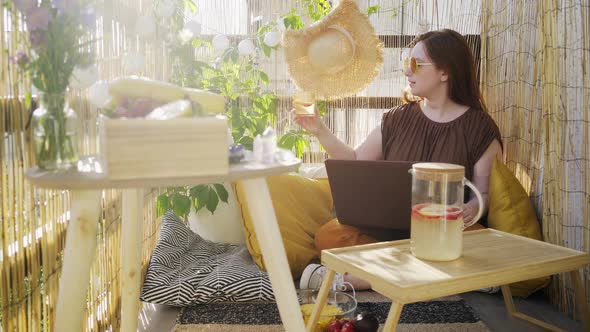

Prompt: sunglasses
xmin=403 ymin=57 xmax=433 ymax=74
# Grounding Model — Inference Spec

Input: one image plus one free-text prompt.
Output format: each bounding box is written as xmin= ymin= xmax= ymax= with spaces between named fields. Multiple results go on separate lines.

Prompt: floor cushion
xmin=235 ymin=173 xmax=334 ymax=278
xmin=141 ymin=212 xmax=274 ymax=305
xmin=488 ymin=159 xmax=550 ymax=297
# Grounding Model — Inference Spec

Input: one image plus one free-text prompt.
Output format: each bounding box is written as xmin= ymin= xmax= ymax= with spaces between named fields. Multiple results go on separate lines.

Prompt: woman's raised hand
xmin=290 ymin=102 xmax=326 ymax=136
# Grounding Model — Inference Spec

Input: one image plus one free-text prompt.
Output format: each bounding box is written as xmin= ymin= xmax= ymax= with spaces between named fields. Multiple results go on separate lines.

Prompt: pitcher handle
xmin=463 ymin=179 xmax=484 ymax=229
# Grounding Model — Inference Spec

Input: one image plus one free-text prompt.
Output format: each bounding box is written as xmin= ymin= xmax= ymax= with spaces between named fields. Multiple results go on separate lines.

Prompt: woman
xmin=293 ymin=29 xmax=503 ymax=291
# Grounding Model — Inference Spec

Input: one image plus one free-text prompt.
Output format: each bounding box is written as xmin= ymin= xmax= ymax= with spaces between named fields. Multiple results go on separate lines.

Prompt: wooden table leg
xmin=121 ymin=189 xmax=144 ymax=332
xmin=382 ymin=302 xmax=403 ymax=332
xmin=501 ymin=283 xmax=567 ymax=332
xmin=54 ymin=190 xmax=101 ymax=332
xmin=306 ymin=269 xmax=336 ymax=332
xmin=501 ymin=285 xmax=516 ymax=314
xmin=239 ymin=178 xmax=306 ymax=332
xmin=570 ymin=270 xmax=590 ymax=331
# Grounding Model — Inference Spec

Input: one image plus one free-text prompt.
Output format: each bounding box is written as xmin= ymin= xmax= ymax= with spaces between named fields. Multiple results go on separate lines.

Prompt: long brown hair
xmin=404 ymin=29 xmax=487 ymax=112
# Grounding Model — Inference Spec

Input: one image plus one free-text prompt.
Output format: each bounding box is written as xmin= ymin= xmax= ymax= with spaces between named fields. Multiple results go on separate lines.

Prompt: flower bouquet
xmin=10 ymin=0 xmax=96 ymax=170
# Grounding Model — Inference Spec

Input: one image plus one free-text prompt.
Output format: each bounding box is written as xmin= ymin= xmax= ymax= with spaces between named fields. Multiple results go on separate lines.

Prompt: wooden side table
xmin=306 ymin=229 xmax=590 ymax=332
xmin=26 ymin=158 xmax=307 ymax=332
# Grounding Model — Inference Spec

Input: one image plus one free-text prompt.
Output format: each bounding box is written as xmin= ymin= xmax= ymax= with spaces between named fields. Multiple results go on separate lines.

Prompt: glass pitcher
xmin=408 ymin=163 xmax=484 ymax=261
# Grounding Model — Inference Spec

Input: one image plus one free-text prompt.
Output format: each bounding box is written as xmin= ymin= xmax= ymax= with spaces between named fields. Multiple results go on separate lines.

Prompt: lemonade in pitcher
xmin=409 ymin=163 xmax=484 ymax=261
xmin=411 ymin=204 xmax=464 ymax=261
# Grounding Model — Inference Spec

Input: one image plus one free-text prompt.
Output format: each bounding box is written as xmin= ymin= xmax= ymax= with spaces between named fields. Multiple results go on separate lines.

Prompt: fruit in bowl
xmin=102 ymin=76 xmax=226 ymax=119
xmin=298 ymin=289 xmax=357 ymax=332
xmin=327 ymin=319 xmax=355 ymax=332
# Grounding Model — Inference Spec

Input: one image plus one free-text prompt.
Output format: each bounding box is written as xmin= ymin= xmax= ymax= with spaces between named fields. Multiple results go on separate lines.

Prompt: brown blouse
xmin=381 ymin=102 xmax=502 ymax=181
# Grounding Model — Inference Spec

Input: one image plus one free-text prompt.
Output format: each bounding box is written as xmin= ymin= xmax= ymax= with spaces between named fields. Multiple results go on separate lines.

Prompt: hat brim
xmin=282 ymin=0 xmax=384 ymax=99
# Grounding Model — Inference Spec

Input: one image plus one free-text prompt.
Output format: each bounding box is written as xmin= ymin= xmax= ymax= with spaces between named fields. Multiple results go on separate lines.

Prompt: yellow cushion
xmin=235 ymin=173 xmax=333 ymax=278
xmin=488 ymin=159 xmax=550 ymax=297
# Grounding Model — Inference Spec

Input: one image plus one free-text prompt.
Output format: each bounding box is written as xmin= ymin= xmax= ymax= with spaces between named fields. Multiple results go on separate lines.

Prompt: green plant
xmin=300 ymin=0 xmax=332 ymax=21
xmin=157 ymin=184 xmax=229 ymax=218
xmin=367 ymin=5 xmax=380 ymax=15
xmin=8 ymin=0 xmax=95 ymax=94
xmin=156 ymin=1 xmax=332 ymax=220
xmin=8 ymin=0 xmax=96 ymax=169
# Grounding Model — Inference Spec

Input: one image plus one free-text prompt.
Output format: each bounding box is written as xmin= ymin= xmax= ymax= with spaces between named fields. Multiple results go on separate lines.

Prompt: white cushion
xmin=297 ymin=163 xmax=327 ymax=179
xmin=188 ymin=182 xmax=245 ymax=245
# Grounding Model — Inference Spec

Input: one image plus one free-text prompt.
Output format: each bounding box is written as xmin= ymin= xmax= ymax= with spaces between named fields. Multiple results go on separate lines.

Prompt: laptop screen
xmin=325 ymin=159 xmax=414 ymax=240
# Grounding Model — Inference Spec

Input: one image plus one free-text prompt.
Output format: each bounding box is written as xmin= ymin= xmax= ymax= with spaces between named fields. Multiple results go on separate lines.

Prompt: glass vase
xmin=31 ymin=92 xmax=79 ymax=170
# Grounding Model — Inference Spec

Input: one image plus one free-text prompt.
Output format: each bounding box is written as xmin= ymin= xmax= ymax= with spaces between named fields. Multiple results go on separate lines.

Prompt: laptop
xmin=324 ymin=159 xmax=414 ymax=241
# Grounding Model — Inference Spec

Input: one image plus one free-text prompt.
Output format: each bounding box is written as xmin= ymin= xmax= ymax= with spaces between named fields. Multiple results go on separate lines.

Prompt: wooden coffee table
xmin=306 ymin=229 xmax=590 ymax=332
xmin=26 ymin=158 xmax=307 ymax=332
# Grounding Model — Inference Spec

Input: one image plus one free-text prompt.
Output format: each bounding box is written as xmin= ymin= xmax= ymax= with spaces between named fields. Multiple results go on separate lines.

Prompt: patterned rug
xmin=173 ymin=292 xmax=490 ymax=331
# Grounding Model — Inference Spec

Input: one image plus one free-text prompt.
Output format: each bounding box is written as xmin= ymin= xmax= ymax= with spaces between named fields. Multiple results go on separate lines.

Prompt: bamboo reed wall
xmin=1 ymin=0 xmax=167 ymax=330
xmin=481 ymin=0 xmax=589 ymax=317
xmin=1 ymin=1 xmax=589 ymax=331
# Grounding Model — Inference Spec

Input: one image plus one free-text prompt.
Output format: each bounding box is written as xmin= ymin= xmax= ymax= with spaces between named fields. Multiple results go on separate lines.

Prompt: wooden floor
xmin=138 ymin=291 xmax=585 ymax=332
xmin=138 ymin=302 xmax=179 ymax=332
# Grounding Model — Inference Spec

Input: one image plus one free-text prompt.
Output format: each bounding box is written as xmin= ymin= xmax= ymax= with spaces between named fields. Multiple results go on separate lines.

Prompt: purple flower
xmin=80 ymin=8 xmax=96 ymax=30
xmin=51 ymin=0 xmax=79 ymax=16
xmin=29 ymin=30 xmax=46 ymax=47
xmin=51 ymin=0 xmax=65 ymax=11
xmin=26 ymin=6 xmax=51 ymax=31
xmin=10 ymin=51 xmax=29 ymax=66
xmin=11 ymin=0 xmax=36 ymax=14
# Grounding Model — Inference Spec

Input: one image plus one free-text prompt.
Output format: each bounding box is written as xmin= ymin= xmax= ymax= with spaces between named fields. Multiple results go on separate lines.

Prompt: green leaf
xmin=172 ymin=193 xmax=191 ymax=219
xmin=257 ymin=117 xmax=270 ymax=134
xmin=184 ymin=0 xmax=197 ymax=13
xmin=294 ymin=137 xmax=308 ymax=158
xmin=242 ymin=116 xmax=259 ymax=135
xmin=316 ymin=100 xmax=327 ymax=117
xmin=283 ymin=13 xmax=304 ymax=30
xmin=279 ymin=130 xmax=311 ymax=158
xmin=278 ymin=132 xmax=296 ymax=150
xmin=213 ymin=183 xmax=229 ymax=203
xmin=238 ymin=135 xmax=254 ymax=150
xmin=267 ymin=95 xmax=279 ymax=114
xmin=206 ymin=187 xmax=219 ymax=214
xmin=262 ymin=44 xmax=272 ymax=57
xmin=367 ymin=5 xmax=380 ymax=16
xmin=233 ymin=128 xmax=246 ymax=141
xmin=253 ymin=99 xmax=265 ymax=111
xmin=257 ymin=24 xmax=273 ymax=35
xmin=231 ymin=48 xmax=239 ymax=63
xmin=31 ymin=77 xmax=44 ymax=91
xmin=303 ymin=0 xmax=331 ymax=21
xmin=156 ymin=194 xmax=170 ymax=217
xmin=231 ymin=112 xmax=244 ymax=128
xmin=222 ymin=47 xmax=237 ymax=63
xmin=24 ymin=92 xmax=32 ymax=110
xmin=194 ymin=186 xmax=210 ymax=212
xmin=259 ymin=71 xmax=269 ymax=84
xmin=189 ymin=185 xmax=208 ymax=198
xmin=191 ymin=39 xmax=206 ymax=49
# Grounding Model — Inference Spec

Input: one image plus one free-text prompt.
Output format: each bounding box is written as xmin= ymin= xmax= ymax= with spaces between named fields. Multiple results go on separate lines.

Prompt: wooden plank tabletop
xmin=25 ymin=158 xmax=301 ymax=189
xmin=321 ymin=229 xmax=589 ymax=303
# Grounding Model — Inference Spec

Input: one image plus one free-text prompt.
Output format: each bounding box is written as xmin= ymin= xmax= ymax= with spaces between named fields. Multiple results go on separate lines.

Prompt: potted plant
xmin=155 ymin=1 xmax=339 ymax=220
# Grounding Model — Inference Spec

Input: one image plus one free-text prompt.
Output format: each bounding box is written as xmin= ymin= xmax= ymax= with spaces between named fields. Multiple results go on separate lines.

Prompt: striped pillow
xmin=140 ymin=212 xmax=274 ymax=305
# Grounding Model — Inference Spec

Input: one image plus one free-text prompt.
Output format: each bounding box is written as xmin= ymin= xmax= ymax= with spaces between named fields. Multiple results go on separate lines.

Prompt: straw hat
xmin=282 ymin=0 xmax=383 ymax=99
